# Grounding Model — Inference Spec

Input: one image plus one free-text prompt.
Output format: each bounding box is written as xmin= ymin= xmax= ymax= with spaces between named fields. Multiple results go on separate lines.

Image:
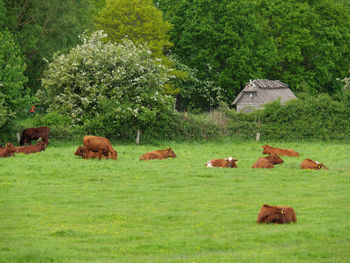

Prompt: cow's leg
xmin=98 ymin=150 xmax=103 ymax=160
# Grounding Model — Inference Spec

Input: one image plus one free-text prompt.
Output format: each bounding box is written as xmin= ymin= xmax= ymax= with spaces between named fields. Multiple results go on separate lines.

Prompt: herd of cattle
xmin=1 ymin=126 xmax=330 ymax=224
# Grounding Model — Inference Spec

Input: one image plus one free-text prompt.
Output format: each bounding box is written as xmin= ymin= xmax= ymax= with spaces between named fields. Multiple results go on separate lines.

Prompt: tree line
xmin=1 ymin=0 xmax=350 ymax=138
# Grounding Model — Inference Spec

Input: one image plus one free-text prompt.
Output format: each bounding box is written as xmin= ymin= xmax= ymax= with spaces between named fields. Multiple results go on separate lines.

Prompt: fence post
xmin=136 ymin=130 xmax=140 ymax=144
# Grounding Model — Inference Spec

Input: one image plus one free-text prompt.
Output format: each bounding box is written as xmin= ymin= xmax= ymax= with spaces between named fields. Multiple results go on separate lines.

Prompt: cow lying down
xmin=14 ymin=141 xmax=46 ymax=154
xmin=262 ymin=144 xmax=299 ymax=157
xmin=139 ymin=148 xmax=176 ymax=161
xmin=74 ymin=146 xmax=111 ymax=160
xmin=257 ymin=204 xmax=297 ymax=224
xmin=300 ymin=159 xmax=328 ymax=170
xmin=206 ymin=157 xmax=238 ymax=168
xmin=252 ymin=154 xmax=283 ymax=168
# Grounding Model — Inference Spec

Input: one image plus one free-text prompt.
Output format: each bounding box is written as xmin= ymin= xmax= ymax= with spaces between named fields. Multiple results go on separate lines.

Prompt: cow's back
xmin=301 ymin=159 xmax=320 ymax=169
xmin=83 ymin=136 xmax=112 ymax=150
xmin=257 ymin=204 xmax=297 ymax=224
xmin=140 ymin=152 xmax=162 ymax=160
xmin=83 ymin=136 xmax=117 ymax=160
xmin=252 ymin=157 xmax=274 ymax=168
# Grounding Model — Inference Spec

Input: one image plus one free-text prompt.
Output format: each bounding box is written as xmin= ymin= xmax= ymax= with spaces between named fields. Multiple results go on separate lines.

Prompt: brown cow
xmin=139 ymin=148 xmax=176 ymax=161
xmin=83 ymin=136 xmax=117 ymax=160
xmin=74 ymin=146 xmax=110 ymax=160
xmin=206 ymin=157 xmax=238 ymax=168
xmin=252 ymin=154 xmax=284 ymax=168
xmin=14 ymin=141 xmax=46 ymax=154
xmin=0 ymin=143 xmax=16 ymax=158
xmin=20 ymin=126 xmax=50 ymax=145
xmin=257 ymin=204 xmax=297 ymax=224
xmin=300 ymin=159 xmax=328 ymax=170
xmin=262 ymin=145 xmax=299 ymax=157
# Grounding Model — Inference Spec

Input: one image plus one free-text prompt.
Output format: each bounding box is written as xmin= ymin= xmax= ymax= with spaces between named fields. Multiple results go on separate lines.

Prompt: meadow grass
xmin=0 ymin=140 xmax=349 ymax=262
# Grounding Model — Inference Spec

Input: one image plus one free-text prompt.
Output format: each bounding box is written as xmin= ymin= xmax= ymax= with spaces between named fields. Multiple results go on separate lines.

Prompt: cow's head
xmin=5 ymin=143 xmax=15 ymax=152
xmin=261 ymin=145 xmax=271 ymax=155
xmin=320 ymin=163 xmax=329 ymax=170
xmin=224 ymin=157 xmax=238 ymax=168
xmin=37 ymin=141 xmax=46 ymax=151
xmin=268 ymin=154 xmax=283 ymax=164
xmin=165 ymin=147 xmax=176 ymax=158
xmin=74 ymin=146 xmax=85 ymax=156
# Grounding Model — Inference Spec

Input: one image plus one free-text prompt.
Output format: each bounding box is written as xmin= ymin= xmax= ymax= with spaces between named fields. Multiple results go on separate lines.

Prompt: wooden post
xmin=256 ymin=133 xmax=261 ymax=141
xmin=136 ymin=130 xmax=140 ymax=144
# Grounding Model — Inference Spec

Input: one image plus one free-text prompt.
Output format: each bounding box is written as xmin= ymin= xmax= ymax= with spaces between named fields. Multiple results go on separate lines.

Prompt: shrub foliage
xmin=226 ymin=94 xmax=350 ymax=141
xmin=38 ymin=31 xmax=175 ymax=139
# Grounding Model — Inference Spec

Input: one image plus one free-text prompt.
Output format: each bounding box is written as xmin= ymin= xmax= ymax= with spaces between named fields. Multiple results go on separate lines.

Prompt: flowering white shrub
xmin=38 ymin=31 xmax=174 ymax=137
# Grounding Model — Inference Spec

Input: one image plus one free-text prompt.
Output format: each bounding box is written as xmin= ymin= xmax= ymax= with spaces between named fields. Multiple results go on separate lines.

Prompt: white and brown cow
xmin=206 ymin=157 xmax=238 ymax=168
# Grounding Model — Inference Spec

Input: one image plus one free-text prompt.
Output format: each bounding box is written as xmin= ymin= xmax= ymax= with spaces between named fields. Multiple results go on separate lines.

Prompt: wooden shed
xmin=232 ymin=79 xmax=297 ymax=112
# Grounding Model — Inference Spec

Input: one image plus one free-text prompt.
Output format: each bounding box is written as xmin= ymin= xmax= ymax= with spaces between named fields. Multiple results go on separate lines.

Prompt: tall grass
xmin=0 ymin=140 xmax=349 ymax=262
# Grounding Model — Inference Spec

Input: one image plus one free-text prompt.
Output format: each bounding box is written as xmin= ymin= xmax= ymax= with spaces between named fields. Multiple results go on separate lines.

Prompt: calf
xmin=257 ymin=204 xmax=297 ymax=224
xmin=14 ymin=141 xmax=46 ymax=154
xmin=300 ymin=159 xmax=328 ymax=170
xmin=140 ymin=148 xmax=176 ymax=161
xmin=206 ymin=157 xmax=238 ymax=168
xmin=262 ymin=145 xmax=299 ymax=157
xmin=252 ymin=154 xmax=283 ymax=168
xmin=0 ymin=143 xmax=16 ymax=158
xmin=83 ymin=136 xmax=117 ymax=160
xmin=74 ymin=146 xmax=110 ymax=160
xmin=20 ymin=126 xmax=50 ymax=145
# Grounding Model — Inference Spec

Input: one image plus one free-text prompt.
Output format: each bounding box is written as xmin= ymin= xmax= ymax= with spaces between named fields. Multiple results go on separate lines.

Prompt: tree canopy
xmin=157 ymin=0 xmax=350 ymax=110
xmin=0 ymin=29 xmax=29 ymax=129
xmin=96 ymin=0 xmax=172 ymax=58
xmin=1 ymin=0 xmax=95 ymax=93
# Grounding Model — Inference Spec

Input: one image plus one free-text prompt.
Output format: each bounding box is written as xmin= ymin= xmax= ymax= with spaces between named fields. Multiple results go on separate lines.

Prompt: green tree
xmin=158 ymin=0 xmax=350 ymax=110
xmin=2 ymin=0 xmax=95 ymax=94
xmin=38 ymin=31 xmax=174 ymax=139
xmin=257 ymin=0 xmax=350 ymax=93
xmin=158 ymin=0 xmax=276 ymax=109
xmin=0 ymin=30 xmax=30 ymax=129
xmin=96 ymin=0 xmax=172 ymax=58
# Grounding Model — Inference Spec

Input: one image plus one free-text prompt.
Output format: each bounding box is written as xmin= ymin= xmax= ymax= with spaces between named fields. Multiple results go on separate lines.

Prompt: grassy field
xmin=0 ymin=140 xmax=349 ymax=262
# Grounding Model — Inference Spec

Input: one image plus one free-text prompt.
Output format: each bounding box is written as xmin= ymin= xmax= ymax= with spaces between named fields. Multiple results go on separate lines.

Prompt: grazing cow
xmin=0 ymin=143 xmax=16 ymax=158
xmin=300 ymin=159 xmax=328 ymax=170
xmin=20 ymin=126 xmax=50 ymax=146
xmin=83 ymin=136 xmax=117 ymax=160
xmin=257 ymin=204 xmax=297 ymax=224
xmin=262 ymin=145 xmax=299 ymax=157
xmin=14 ymin=141 xmax=46 ymax=154
xmin=252 ymin=154 xmax=283 ymax=168
xmin=206 ymin=157 xmax=238 ymax=168
xmin=139 ymin=148 xmax=176 ymax=161
xmin=74 ymin=146 xmax=110 ymax=160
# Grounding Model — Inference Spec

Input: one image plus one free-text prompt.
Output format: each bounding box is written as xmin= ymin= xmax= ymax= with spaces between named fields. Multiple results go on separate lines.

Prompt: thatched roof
xmin=232 ymin=79 xmax=297 ymax=108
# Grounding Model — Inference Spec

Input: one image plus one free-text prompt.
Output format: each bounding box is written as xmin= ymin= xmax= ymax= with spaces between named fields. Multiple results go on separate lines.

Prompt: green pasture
xmin=0 ymin=140 xmax=349 ymax=262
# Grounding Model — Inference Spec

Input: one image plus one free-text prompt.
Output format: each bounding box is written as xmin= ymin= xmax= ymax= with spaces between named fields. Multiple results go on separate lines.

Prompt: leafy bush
xmin=0 ymin=30 xmax=30 ymax=132
xmin=224 ymin=94 xmax=350 ymax=141
xmin=37 ymin=31 xmax=174 ymax=139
